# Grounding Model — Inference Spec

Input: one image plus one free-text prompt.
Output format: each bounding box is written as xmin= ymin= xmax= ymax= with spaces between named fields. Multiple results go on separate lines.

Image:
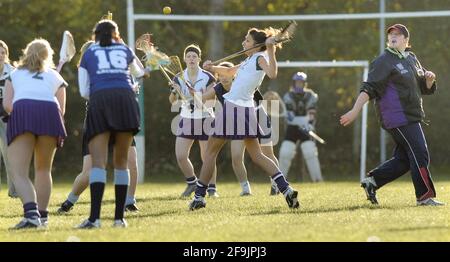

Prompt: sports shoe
xmin=181 ymin=183 xmax=197 ymax=197
xmin=240 ymin=191 xmax=252 ymax=196
xmin=361 ymin=177 xmax=378 ymax=204
xmin=57 ymin=200 xmax=74 ymax=214
xmin=8 ymin=188 xmax=19 ymax=199
xmin=10 ymin=217 xmax=41 ymax=230
xmin=125 ymin=203 xmax=139 ymax=212
xmin=207 ymin=189 xmax=219 ymax=198
xmin=417 ymin=198 xmax=445 ymax=206
xmin=284 ymin=188 xmax=300 ymax=209
xmin=76 ymin=219 xmax=101 ymax=229
xmin=40 ymin=217 xmax=49 ymax=228
xmin=113 ymin=219 xmax=128 ymax=228
xmin=189 ymin=197 xmax=206 ymax=211
xmin=270 ymin=185 xmax=280 ymax=195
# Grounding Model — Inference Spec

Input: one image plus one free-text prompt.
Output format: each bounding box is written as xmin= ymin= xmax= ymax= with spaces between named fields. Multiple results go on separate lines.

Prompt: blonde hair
xmin=0 ymin=40 xmax=10 ymax=64
xmin=78 ymin=40 xmax=95 ymax=67
xmin=16 ymin=38 xmax=55 ymax=72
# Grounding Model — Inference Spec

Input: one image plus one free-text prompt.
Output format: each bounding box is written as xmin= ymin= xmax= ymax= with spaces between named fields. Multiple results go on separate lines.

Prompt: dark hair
xmin=94 ymin=20 xmax=118 ymax=47
xmin=247 ymin=27 xmax=282 ymax=51
xmin=184 ymin=44 xmax=201 ymax=58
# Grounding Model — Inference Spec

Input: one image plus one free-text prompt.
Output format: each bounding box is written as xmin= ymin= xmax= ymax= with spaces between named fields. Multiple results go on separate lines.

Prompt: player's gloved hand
xmin=287 ymin=111 xmax=295 ymax=122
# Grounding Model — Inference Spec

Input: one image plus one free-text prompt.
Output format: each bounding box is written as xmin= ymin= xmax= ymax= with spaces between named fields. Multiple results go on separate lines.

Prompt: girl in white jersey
xmin=189 ymin=27 xmax=299 ymax=210
xmin=169 ymin=44 xmax=218 ymax=198
xmin=0 ymin=40 xmax=17 ymax=198
xmin=4 ymin=39 xmax=67 ymax=229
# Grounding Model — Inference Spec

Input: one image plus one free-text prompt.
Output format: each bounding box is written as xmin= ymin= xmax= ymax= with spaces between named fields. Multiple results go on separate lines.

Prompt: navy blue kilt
xmin=84 ymin=88 xmax=140 ymax=144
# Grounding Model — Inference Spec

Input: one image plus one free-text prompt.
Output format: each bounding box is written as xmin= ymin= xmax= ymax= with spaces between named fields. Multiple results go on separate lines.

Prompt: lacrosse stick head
xmin=135 ymin=33 xmax=170 ymax=71
xmin=161 ymin=56 xmax=184 ymax=78
xmin=59 ymin=31 xmax=76 ymax=63
xmin=101 ymin=11 xmax=113 ymax=20
xmin=274 ymin=20 xmax=297 ymax=44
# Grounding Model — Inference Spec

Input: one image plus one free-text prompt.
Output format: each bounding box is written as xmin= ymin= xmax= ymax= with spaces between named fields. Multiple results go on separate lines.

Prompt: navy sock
xmin=271 ymin=172 xmax=289 ymax=194
xmin=39 ymin=210 xmax=48 ymax=219
xmin=186 ymin=176 xmax=197 ymax=185
xmin=194 ymin=181 xmax=207 ymax=198
xmin=114 ymin=169 xmax=130 ymax=220
xmin=23 ymin=202 xmax=40 ymax=219
xmin=207 ymin=184 xmax=216 ymax=192
xmin=89 ymin=168 xmax=107 ymax=222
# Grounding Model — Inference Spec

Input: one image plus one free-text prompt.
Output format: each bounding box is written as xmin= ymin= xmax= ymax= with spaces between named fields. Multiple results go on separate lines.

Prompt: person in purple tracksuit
xmin=340 ymin=24 xmax=444 ymax=206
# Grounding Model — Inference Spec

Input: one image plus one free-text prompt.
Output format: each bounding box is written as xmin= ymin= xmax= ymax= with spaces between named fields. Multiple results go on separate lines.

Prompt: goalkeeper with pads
xmin=278 ymin=72 xmax=323 ymax=184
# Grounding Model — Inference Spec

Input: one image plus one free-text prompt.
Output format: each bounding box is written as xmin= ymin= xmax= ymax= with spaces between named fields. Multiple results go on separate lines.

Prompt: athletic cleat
xmin=417 ymin=198 xmax=445 ymax=206
xmin=181 ymin=183 xmax=197 ymax=197
xmin=113 ymin=219 xmax=128 ymax=228
xmin=76 ymin=219 xmax=101 ymax=229
xmin=40 ymin=217 xmax=49 ymax=228
xmin=240 ymin=191 xmax=252 ymax=196
xmin=57 ymin=200 xmax=74 ymax=214
xmin=10 ymin=217 xmax=41 ymax=230
xmin=8 ymin=189 xmax=19 ymax=199
xmin=189 ymin=198 xmax=206 ymax=211
xmin=125 ymin=203 xmax=139 ymax=212
xmin=270 ymin=185 xmax=280 ymax=196
xmin=207 ymin=190 xmax=219 ymax=198
xmin=361 ymin=177 xmax=378 ymax=204
xmin=285 ymin=189 xmax=300 ymax=209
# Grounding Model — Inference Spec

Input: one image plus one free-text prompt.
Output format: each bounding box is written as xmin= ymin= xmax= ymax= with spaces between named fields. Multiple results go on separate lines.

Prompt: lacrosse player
xmin=76 ymin=19 xmax=144 ymax=229
xmin=0 ymin=40 xmax=18 ymax=198
xmin=202 ymin=62 xmax=281 ymax=197
xmin=168 ymin=44 xmax=218 ymax=198
xmin=278 ymin=72 xmax=323 ymax=186
xmin=58 ymin=40 xmax=142 ymax=214
xmin=340 ymin=24 xmax=443 ymax=206
xmin=191 ymin=27 xmax=300 ymax=210
xmin=4 ymin=39 xmax=67 ymax=229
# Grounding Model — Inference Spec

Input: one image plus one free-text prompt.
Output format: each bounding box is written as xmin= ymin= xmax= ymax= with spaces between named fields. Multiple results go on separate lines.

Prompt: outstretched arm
xmin=340 ymin=92 xmax=370 ymax=127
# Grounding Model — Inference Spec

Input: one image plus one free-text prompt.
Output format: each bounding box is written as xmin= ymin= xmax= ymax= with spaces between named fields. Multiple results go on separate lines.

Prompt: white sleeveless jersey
xmin=10 ymin=68 xmax=67 ymax=106
xmin=174 ymin=67 xmax=215 ymax=119
xmin=223 ymin=51 xmax=268 ymax=107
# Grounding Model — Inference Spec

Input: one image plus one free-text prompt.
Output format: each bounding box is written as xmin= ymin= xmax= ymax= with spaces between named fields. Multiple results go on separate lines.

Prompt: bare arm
xmin=56 ymin=87 xmax=66 ymax=115
xmin=340 ymin=92 xmax=370 ymax=127
xmin=3 ymin=80 xmax=14 ymax=113
xmin=258 ymin=37 xmax=278 ymax=79
xmin=203 ymin=60 xmax=239 ymax=78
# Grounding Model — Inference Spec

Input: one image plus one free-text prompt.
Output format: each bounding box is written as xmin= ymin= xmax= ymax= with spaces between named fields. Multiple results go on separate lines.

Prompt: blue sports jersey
xmin=79 ymin=43 xmax=135 ymax=94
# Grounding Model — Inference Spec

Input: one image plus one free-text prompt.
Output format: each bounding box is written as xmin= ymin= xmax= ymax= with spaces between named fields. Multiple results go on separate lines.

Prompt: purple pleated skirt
xmin=212 ymin=100 xmax=267 ymax=140
xmin=7 ymin=99 xmax=67 ymax=147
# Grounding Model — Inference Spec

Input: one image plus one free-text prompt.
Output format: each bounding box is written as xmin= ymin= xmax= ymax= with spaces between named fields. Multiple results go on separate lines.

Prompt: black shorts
xmin=84 ymin=88 xmax=140 ymax=144
xmin=284 ymin=125 xmax=310 ymax=143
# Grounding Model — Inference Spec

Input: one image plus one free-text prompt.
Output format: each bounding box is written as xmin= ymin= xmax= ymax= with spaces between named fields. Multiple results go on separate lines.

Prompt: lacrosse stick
xmin=212 ymin=21 xmax=297 ymax=65
xmin=161 ymin=56 xmax=214 ymax=117
xmin=101 ymin=11 xmax=113 ymax=20
xmin=56 ymin=31 xmax=76 ymax=72
xmin=308 ymin=130 xmax=326 ymax=145
xmin=135 ymin=33 xmax=185 ymax=99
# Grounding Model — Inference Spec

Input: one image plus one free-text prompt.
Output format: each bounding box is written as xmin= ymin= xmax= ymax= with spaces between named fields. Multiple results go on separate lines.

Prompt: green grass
xmin=0 ymin=180 xmax=449 ymax=242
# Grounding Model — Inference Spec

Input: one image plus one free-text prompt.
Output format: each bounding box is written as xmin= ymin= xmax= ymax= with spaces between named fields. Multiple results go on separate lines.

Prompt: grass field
xmin=0 ymin=179 xmax=449 ymax=242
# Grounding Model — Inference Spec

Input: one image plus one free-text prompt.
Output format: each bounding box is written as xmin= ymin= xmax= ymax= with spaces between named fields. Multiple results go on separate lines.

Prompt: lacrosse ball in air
xmin=163 ymin=6 xmax=172 ymax=15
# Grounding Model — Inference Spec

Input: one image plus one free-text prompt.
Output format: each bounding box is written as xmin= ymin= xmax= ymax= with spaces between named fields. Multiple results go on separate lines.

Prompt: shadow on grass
xmin=247 ymin=204 xmax=405 ymax=216
xmin=385 ymin=225 xmax=450 ymax=232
